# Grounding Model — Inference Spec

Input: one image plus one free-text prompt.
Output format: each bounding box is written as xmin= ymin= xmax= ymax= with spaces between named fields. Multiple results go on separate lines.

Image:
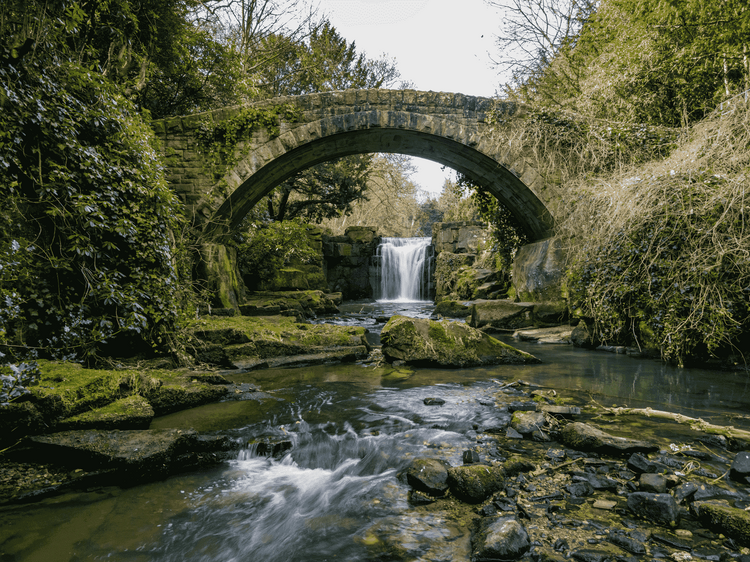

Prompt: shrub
xmin=0 ymin=57 xmax=184 ymax=362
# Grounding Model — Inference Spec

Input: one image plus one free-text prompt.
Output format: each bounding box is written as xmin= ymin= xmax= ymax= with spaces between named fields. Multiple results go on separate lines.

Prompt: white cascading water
xmin=377 ymin=237 xmax=432 ymax=301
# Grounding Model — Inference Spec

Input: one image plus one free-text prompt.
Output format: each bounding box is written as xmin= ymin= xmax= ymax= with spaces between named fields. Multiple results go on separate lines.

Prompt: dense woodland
xmin=1 ymin=0 xmax=749 ymax=399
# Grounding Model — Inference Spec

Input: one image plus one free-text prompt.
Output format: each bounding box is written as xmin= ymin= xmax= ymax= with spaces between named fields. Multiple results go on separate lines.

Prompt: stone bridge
xmin=152 ymin=89 xmax=554 ymax=241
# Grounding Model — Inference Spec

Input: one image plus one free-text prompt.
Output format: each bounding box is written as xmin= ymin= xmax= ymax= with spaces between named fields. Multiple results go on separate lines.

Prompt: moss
xmin=698 ymin=502 xmax=750 ymax=546
xmin=191 ymin=315 xmax=367 ymax=361
xmin=381 ymin=315 xmax=539 ymax=367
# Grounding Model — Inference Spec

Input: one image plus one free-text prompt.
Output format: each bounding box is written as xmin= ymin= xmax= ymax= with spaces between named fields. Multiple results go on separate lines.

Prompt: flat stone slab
xmin=27 ymin=429 xmax=237 ymax=481
xmin=512 ymin=326 xmax=573 ymax=344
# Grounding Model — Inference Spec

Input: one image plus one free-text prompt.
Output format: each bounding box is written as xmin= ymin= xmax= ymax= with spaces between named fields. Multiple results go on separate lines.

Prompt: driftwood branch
xmin=595 ymin=405 xmax=750 ymax=442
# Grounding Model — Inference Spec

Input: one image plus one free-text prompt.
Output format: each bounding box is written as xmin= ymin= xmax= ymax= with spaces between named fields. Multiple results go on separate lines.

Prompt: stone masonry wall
xmin=322 ymin=226 xmax=380 ymax=300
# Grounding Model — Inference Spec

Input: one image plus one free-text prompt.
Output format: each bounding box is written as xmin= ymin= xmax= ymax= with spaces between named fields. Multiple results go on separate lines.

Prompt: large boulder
xmin=380 ymin=316 xmax=539 ymax=367
xmin=511 ymin=237 xmax=566 ymax=302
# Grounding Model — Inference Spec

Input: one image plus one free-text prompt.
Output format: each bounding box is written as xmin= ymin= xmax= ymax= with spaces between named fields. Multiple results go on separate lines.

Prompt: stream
xmin=1 ymin=301 xmax=749 ymax=561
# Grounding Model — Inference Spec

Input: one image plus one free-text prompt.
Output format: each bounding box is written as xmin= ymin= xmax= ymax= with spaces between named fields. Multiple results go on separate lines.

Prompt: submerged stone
xmin=472 ymin=516 xmax=530 ymax=561
xmin=380 ymin=315 xmax=539 ymax=367
xmin=404 ymin=458 xmax=450 ymax=497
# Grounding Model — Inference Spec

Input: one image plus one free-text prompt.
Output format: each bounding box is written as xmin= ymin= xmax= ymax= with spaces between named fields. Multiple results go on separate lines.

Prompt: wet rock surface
xmin=397 ymin=380 xmax=750 ymax=560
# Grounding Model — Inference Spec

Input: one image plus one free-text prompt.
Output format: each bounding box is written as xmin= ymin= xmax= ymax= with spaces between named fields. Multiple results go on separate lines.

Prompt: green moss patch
xmin=380 ymin=315 xmax=539 ymax=367
xmin=191 ymin=315 xmax=367 ymax=361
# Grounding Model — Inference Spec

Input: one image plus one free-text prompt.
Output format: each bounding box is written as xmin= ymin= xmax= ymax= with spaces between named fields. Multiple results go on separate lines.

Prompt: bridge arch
xmin=154 ymin=90 xmax=554 ymax=241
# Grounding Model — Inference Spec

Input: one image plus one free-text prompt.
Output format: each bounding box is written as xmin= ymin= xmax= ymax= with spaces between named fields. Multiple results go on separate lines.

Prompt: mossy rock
xmin=695 ymin=500 xmax=750 ymax=546
xmin=57 ymin=395 xmax=154 ymax=430
xmin=145 ymin=383 xmax=229 ymax=416
xmin=447 ymin=464 xmax=505 ymax=503
xmin=380 ymin=315 xmax=539 ymax=367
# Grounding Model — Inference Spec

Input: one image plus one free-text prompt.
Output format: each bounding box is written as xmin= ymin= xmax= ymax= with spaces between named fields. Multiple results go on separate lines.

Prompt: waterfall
xmin=376 ymin=237 xmax=432 ymax=301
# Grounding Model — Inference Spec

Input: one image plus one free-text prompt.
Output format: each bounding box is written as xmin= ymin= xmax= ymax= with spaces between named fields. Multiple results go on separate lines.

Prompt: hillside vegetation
xmin=492 ymin=0 xmax=750 ymax=366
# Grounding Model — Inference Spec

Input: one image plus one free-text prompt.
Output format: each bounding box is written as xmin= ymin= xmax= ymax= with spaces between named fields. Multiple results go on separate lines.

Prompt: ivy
xmin=196 ymin=104 xmax=302 ymax=181
xmin=0 ymin=54 xmax=185 ymax=363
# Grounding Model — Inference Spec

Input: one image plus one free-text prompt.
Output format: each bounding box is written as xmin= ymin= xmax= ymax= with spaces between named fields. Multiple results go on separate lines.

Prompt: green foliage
xmin=234 ymin=220 xmax=320 ymax=290
xmin=452 ymin=175 xmax=528 ymax=275
xmin=568 ymin=172 xmax=750 ymax=365
xmin=196 ymin=103 xmax=302 ymax=181
xmin=0 ymin=54 xmax=183 ymax=362
xmin=268 ymin=156 xmax=373 ymax=223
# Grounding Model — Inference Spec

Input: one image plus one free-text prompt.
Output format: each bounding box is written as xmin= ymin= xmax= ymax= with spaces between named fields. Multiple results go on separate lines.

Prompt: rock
xmin=248 ymin=438 xmax=293 ymax=457
xmin=193 ymin=342 xmax=237 ymax=368
xmin=627 ymin=452 xmax=669 ymax=474
xmin=606 ymin=531 xmax=647 ymax=555
xmin=56 ymin=395 xmax=154 ymax=431
xmin=694 ymin=499 xmax=750 ymax=546
xmin=404 ymin=458 xmax=450 ymax=497
xmin=502 ymin=457 xmax=536 ymax=476
xmin=511 ymin=411 xmax=547 ymax=435
xmin=468 ymin=300 xmax=535 ymax=331
xmin=380 ymin=315 xmax=539 ymax=368
xmin=566 ymin=481 xmax=595 ymax=497
xmin=570 ymin=322 xmax=597 ymax=348
xmin=433 ymin=300 xmax=471 ymax=318
xmin=511 ymin=237 xmax=566 ymax=302
xmin=626 ymin=492 xmax=679 ymax=525
xmin=447 ymin=464 xmax=505 ymax=503
xmin=561 ymin=422 xmax=658 ymax=455
xmin=145 ymin=382 xmax=228 ymax=416
xmin=473 ymin=281 xmax=507 ymax=300
xmin=195 ymin=243 xmax=245 ymax=311
xmin=674 ymin=481 xmax=699 ymax=502
xmin=472 ymin=516 xmax=530 ymax=561
xmin=640 ymin=473 xmax=668 ymax=493
xmin=513 ymin=326 xmax=573 ymax=344
xmin=423 ymin=397 xmax=445 ymax=406
xmin=532 ymin=302 xmax=569 ymax=326
xmin=730 ymin=451 xmax=750 ymax=482
xmin=463 ymin=450 xmax=481 ymax=464
xmin=26 ymin=429 xmax=237 ymax=483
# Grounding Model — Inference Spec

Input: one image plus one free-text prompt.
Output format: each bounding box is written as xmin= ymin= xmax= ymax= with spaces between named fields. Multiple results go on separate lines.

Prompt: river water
xmin=1 ymin=301 xmax=749 ymax=561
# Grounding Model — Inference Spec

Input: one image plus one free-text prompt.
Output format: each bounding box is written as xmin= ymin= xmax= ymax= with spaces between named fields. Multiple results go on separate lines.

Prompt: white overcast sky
xmin=320 ymin=0 xmax=508 ymax=198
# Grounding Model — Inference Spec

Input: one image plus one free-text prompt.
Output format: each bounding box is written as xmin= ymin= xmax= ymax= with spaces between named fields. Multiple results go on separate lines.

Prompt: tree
xmin=257 ymin=22 xmax=400 ymax=225
xmin=487 ymin=0 xmax=597 ymax=89
xmin=266 ymin=155 xmax=373 ymax=222
xmin=318 ymin=155 xmax=423 ymax=237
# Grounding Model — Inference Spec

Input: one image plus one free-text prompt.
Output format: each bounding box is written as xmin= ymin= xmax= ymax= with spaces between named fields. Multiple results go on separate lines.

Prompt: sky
xmin=319 ymin=0 xmax=507 ymax=198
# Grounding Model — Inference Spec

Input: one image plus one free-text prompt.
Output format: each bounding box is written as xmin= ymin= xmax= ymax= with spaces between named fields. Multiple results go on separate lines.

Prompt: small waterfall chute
xmin=376 ymin=237 xmax=432 ymax=302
